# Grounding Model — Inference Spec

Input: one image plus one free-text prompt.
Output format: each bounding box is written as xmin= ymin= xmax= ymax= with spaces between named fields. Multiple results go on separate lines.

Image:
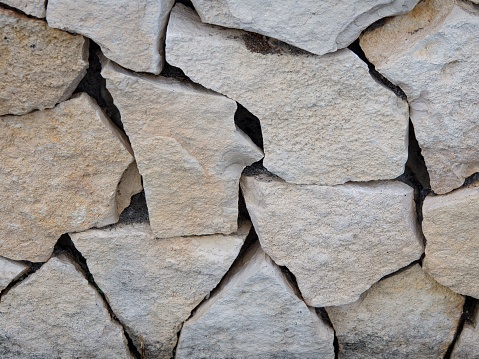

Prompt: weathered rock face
xmin=0 ymin=254 xmax=133 ymax=358
xmin=0 ymin=8 xmax=88 ymax=116
xmin=176 ymin=242 xmax=335 ymax=359
xmin=0 ymin=0 xmax=46 ymax=18
xmin=0 ymin=93 xmax=135 ymax=262
xmin=241 ymin=173 xmax=423 ymax=307
xmin=71 ymin=222 xmax=250 ymax=358
xmin=102 ymin=60 xmax=263 ymax=238
xmin=46 ymin=0 xmax=175 ymax=74
xmin=191 ymin=0 xmax=418 ymax=56
xmin=361 ymin=0 xmax=479 ymax=194
xmin=0 ymin=257 xmax=29 ymax=291
xmin=166 ymin=4 xmax=409 ymax=186
xmin=326 ymin=265 xmax=465 ymax=359
xmin=452 ymin=304 xmax=479 ymax=358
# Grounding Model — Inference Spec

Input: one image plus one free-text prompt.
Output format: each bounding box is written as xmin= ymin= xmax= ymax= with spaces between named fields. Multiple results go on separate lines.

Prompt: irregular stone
xmin=452 ymin=305 xmax=479 ymax=358
xmin=115 ymin=161 xmax=143 ymax=217
xmin=326 ymin=265 xmax=465 ymax=359
xmin=0 ymin=93 xmax=135 ymax=262
xmin=0 ymin=8 xmax=88 ymax=116
xmin=191 ymin=0 xmax=418 ymax=55
xmin=71 ymin=222 xmax=250 ymax=358
xmin=241 ymin=173 xmax=423 ymax=306
xmin=47 ymin=0 xmax=175 ymax=74
xmin=177 ymin=242 xmax=335 ymax=359
xmin=166 ymin=4 xmax=409 ymax=186
xmin=102 ymin=60 xmax=263 ymax=238
xmin=0 ymin=257 xmax=29 ymax=291
xmin=361 ymin=0 xmax=479 ymax=194
xmin=0 ymin=0 xmax=46 ymax=18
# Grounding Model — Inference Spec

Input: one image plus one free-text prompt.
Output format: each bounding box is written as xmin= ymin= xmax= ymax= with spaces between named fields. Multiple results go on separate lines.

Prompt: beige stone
xmin=0 ymin=256 xmax=29 ymax=291
xmin=71 ymin=222 xmax=250 ymax=358
xmin=115 ymin=161 xmax=143 ymax=216
xmin=0 ymin=0 xmax=46 ymax=18
xmin=326 ymin=265 xmax=465 ymax=359
xmin=452 ymin=305 xmax=479 ymax=358
xmin=0 ymin=93 xmax=135 ymax=262
xmin=361 ymin=0 xmax=479 ymax=194
xmin=166 ymin=5 xmax=409 ymax=186
xmin=102 ymin=60 xmax=262 ymax=238
xmin=0 ymin=8 xmax=88 ymax=116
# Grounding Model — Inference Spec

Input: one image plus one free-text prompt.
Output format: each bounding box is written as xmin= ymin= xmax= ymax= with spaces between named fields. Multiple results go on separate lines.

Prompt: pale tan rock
xmin=452 ymin=305 xmax=479 ymax=358
xmin=0 ymin=8 xmax=88 ymax=116
xmin=0 ymin=256 xmax=29 ymax=291
xmin=102 ymin=61 xmax=263 ymax=238
xmin=166 ymin=5 xmax=409 ymax=186
xmin=241 ymin=173 xmax=423 ymax=306
xmin=0 ymin=0 xmax=46 ymax=17
xmin=0 ymin=254 xmax=133 ymax=358
xmin=116 ymin=161 xmax=143 ymax=216
xmin=71 ymin=222 xmax=250 ymax=358
xmin=0 ymin=93 xmax=135 ymax=262
xmin=326 ymin=265 xmax=464 ymax=358
xmin=361 ymin=0 xmax=479 ymax=194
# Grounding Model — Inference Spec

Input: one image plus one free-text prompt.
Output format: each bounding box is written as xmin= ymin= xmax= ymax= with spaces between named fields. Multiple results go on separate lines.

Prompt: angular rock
xmin=0 ymin=256 xmax=29 ymax=292
xmin=47 ymin=0 xmax=175 ymax=74
xmin=326 ymin=265 xmax=465 ymax=359
xmin=0 ymin=93 xmax=135 ymax=262
xmin=102 ymin=60 xmax=263 ymax=238
xmin=176 ymin=242 xmax=335 ymax=359
xmin=241 ymin=173 xmax=423 ymax=306
xmin=71 ymin=222 xmax=250 ymax=358
xmin=191 ymin=0 xmax=418 ymax=55
xmin=361 ymin=0 xmax=479 ymax=194
xmin=0 ymin=0 xmax=46 ymax=18
xmin=166 ymin=5 xmax=409 ymax=186
xmin=452 ymin=304 xmax=479 ymax=358
xmin=0 ymin=8 xmax=88 ymax=116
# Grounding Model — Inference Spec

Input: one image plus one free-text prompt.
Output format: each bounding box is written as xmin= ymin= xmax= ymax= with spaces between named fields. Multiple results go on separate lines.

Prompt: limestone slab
xmin=326 ymin=265 xmax=464 ymax=359
xmin=241 ymin=173 xmax=423 ymax=306
xmin=71 ymin=222 xmax=250 ymax=358
xmin=361 ymin=0 xmax=479 ymax=194
xmin=102 ymin=61 xmax=263 ymax=238
xmin=166 ymin=4 xmax=409 ymax=186
xmin=0 ymin=93 xmax=135 ymax=262
xmin=0 ymin=254 xmax=132 ymax=358
xmin=47 ymin=0 xmax=175 ymax=74
xmin=0 ymin=256 xmax=29 ymax=291
xmin=0 ymin=0 xmax=46 ymax=18
xmin=0 ymin=8 xmax=88 ymax=116
xmin=452 ymin=304 xmax=479 ymax=358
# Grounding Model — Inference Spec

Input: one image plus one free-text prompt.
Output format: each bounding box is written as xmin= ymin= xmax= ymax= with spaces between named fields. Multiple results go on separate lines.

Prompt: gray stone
xmin=0 ymin=256 xmax=29 ymax=291
xmin=0 ymin=0 xmax=46 ymax=18
xmin=452 ymin=303 xmax=479 ymax=358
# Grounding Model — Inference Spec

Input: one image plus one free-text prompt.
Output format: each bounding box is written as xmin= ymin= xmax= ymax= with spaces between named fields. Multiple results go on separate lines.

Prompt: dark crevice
xmin=238 ymin=187 xmax=250 ymax=223
xmin=0 ymin=2 xmax=46 ymax=20
xmin=461 ymin=172 xmax=479 ymax=188
xmin=234 ymin=103 xmax=264 ymax=150
xmin=317 ymin=308 xmax=339 ymax=359
xmin=174 ymin=0 xmax=194 ymax=9
xmin=279 ymin=265 xmax=305 ymax=302
xmin=242 ymin=161 xmax=279 ymax=178
xmin=159 ymin=62 xmax=191 ymax=81
xmin=0 ymin=261 xmax=43 ymax=302
xmin=375 ymin=259 xmax=422 ymax=283
xmin=117 ymin=190 xmax=150 ymax=225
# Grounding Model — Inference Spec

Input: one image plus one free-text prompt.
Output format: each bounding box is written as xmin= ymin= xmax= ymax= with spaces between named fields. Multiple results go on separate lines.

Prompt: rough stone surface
xmin=0 ymin=254 xmax=133 ymax=358
xmin=166 ymin=5 xmax=409 ymax=186
xmin=452 ymin=305 xmax=479 ymax=358
xmin=115 ymin=161 xmax=143 ymax=217
xmin=326 ymin=265 xmax=465 ymax=359
xmin=361 ymin=0 xmax=479 ymax=194
xmin=46 ymin=0 xmax=175 ymax=74
xmin=102 ymin=60 xmax=263 ymax=238
xmin=71 ymin=222 xmax=250 ymax=358
xmin=0 ymin=257 xmax=29 ymax=291
xmin=177 ymin=242 xmax=335 ymax=359
xmin=0 ymin=8 xmax=88 ymax=116
xmin=191 ymin=0 xmax=418 ymax=55
xmin=0 ymin=93 xmax=135 ymax=262
xmin=241 ymin=173 xmax=423 ymax=307
xmin=0 ymin=0 xmax=46 ymax=18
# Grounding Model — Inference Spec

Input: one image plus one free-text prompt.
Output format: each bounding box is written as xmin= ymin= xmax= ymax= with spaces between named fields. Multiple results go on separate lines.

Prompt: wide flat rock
xmin=361 ymin=0 xmax=479 ymax=194
xmin=166 ymin=4 xmax=409 ymax=186
xmin=241 ymin=173 xmax=423 ymax=306
xmin=452 ymin=302 xmax=479 ymax=358
xmin=0 ymin=256 xmax=29 ymax=291
xmin=0 ymin=0 xmax=46 ymax=18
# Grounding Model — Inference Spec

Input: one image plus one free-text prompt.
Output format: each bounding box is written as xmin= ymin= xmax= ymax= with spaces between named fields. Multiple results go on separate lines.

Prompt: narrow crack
xmin=235 ymin=103 xmax=264 ymax=150
xmin=174 ymin=0 xmax=194 ymax=9
xmin=0 ymin=261 xmax=43 ymax=302
xmin=0 ymin=2 xmax=46 ymax=19
xmin=317 ymin=308 xmax=339 ymax=359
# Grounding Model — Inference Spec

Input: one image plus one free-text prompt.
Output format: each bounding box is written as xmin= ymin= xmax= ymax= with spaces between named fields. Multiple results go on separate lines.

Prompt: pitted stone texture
xmin=166 ymin=5 xmax=409 ymax=186
xmin=0 ymin=8 xmax=88 ymax=116
xmin=0 ymin=254 xmax=132 ymax=358
xmin=102 ymin=61 xmax=263 ymax=238
xmin=0 ymin=93 xmax=134 ymax=262
xmin=47 ymin=0 xmax=174 ymax=74
xmin=361 ymin=0 xmax=479 ymax=194
xmin=241 ymin=173 xmax=423 ymax=307
xmin=326 ymin=265 xmax=464 ymax=359
xmin=0 ymin=0 xmax=46 ymax=17
xmin=191 ymin=0 xmax=418 ymax=55
xmin=0 ymin=256 xmax=29 ymax=291
xmin=177 ymin=243 xmax=335 ymax=359
xmin=452 ymin=304 xmax=479 ymax=358
xmin=71 ymin=222 xmax=250 ymax=359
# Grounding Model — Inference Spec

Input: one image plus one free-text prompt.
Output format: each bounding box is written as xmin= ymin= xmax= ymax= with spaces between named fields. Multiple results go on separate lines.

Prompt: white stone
xmin=326 ymin=265 xmax=465 ymax=358
xmin=241 ymin=173 xmax=423 ymax=306
xmin=46 ymin=0 xmax=175 ymax=74
xmin=177 ymin=242 xmax=335 ymax=359
xmin=361 ymin=0 xmax=479 ymax=194
xmin=0 ymin=254 xmax=133 ymax=358
xmin=71 ymin=222 xmax=250 ymax=358
xmin=0 ymin=256 xmax=29 ymax=291
xmin=191 ymin=0 xmax=418 ymax=55
xmin=0 ymin=93 xmax=135 ymax=262
xmin=102 ymin=60 xmax=263 ymax=238
xmin=0 ymin=8 xmax=88 ymax=116
xmin=452 ymin=303 xmax=479 ymax=358
xmin=0 ymin=0 xmax=45 ymax=18
xmin=166 ymin=4 xmax=409 ymax=186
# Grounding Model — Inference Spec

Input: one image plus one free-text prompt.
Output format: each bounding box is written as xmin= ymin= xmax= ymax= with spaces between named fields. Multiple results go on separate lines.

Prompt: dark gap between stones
xmin=160 ymin=62 xmax=191 ymax=82
xmin=461 ymin=172 xmax=479 ymax=188
xmin=0 ymin=261 xmax=43 ymax=302
xmin=234 ymin=103 xmax=264 ymax=150
xmin=316 ymin=308 xmax=340 ymax=359
xmin=0 ymin=2 xmax=45 ymax=20
xmin=174 ymin=0 xmax=194 ymax=9
xmin=117 ymin=190 xmax=150 ymax=226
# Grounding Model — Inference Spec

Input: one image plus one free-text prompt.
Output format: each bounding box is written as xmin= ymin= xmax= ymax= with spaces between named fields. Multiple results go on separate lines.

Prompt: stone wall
xmin=0 ymin=0 xmax=478 ymax=358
